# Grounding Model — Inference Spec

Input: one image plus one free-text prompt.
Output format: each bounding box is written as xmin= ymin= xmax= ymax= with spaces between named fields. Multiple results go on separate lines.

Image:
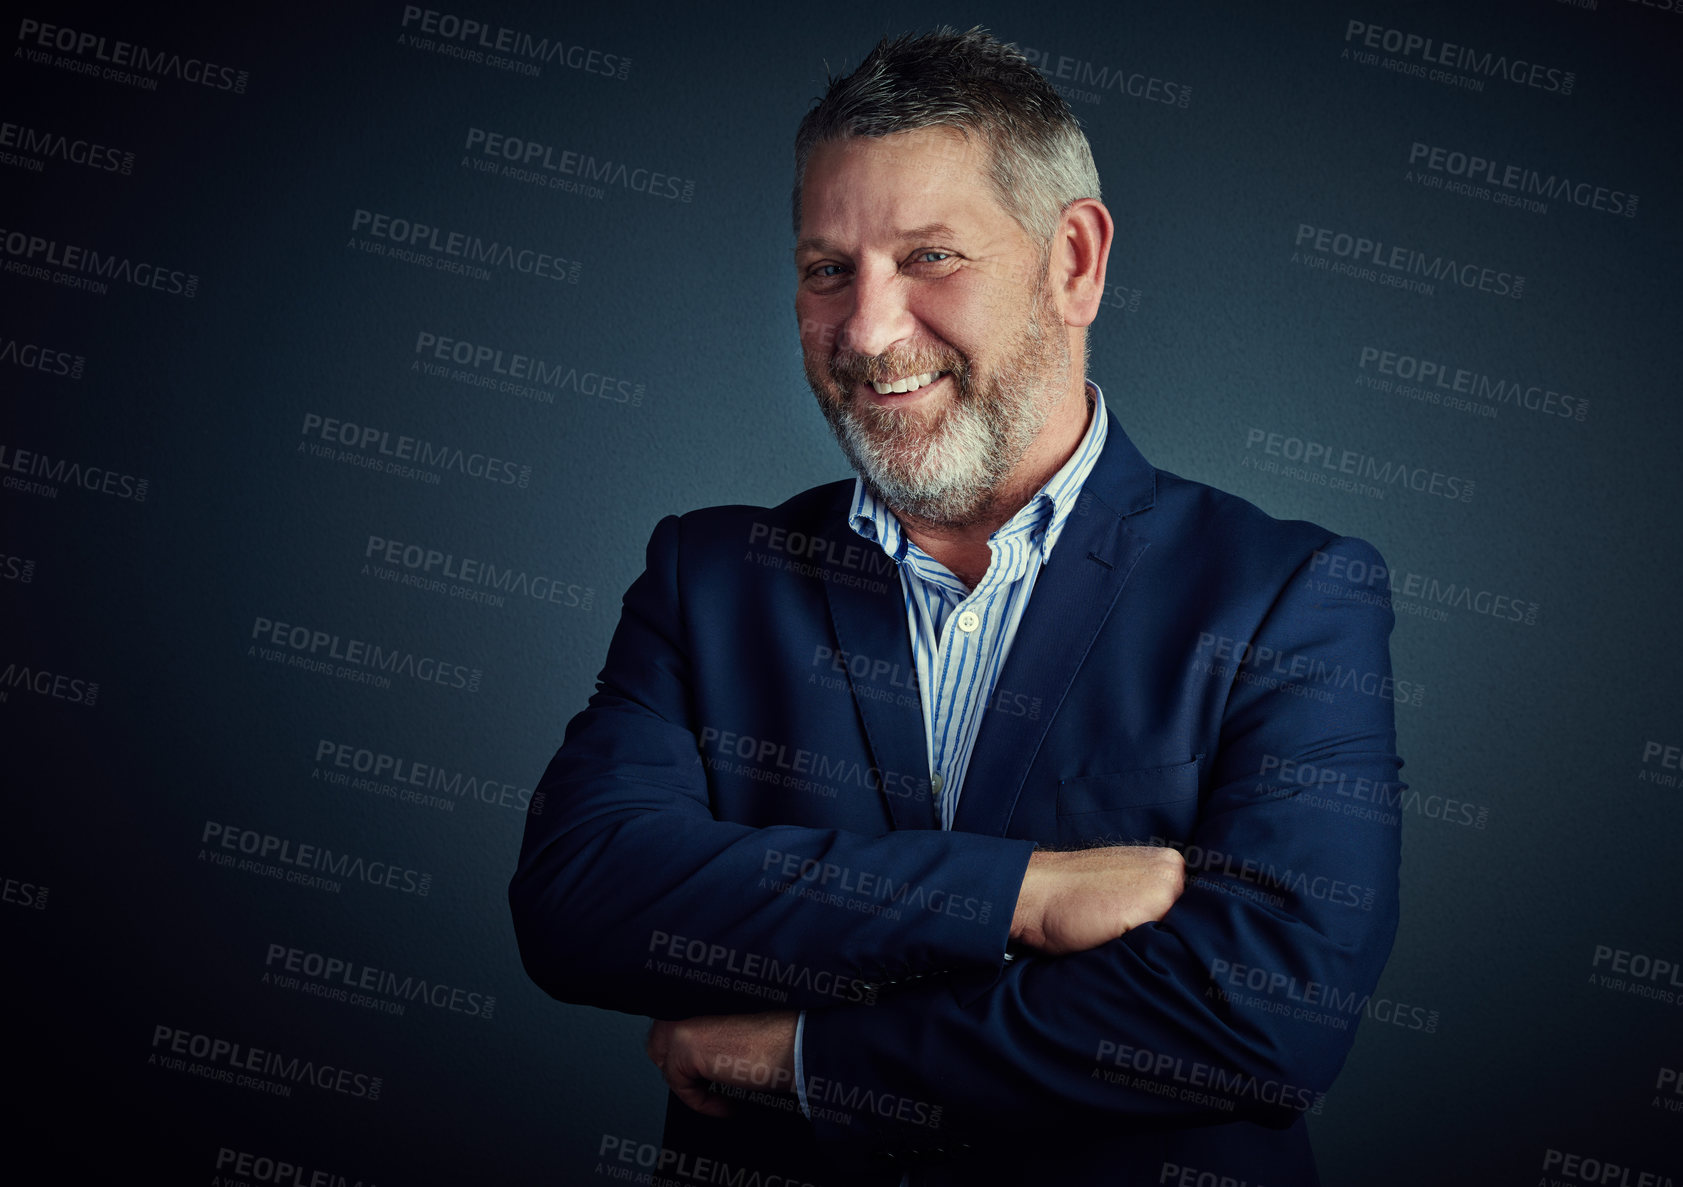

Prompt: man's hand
xmin=1010 ymin=845 xmax=1187 ymax=955
xmin=646 ymin=1011 xmax=799 ymax=1117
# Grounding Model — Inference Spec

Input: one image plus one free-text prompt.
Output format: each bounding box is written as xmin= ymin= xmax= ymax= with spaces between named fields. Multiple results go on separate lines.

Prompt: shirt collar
xmin=847 ymin=379 xmax=1110 ymax=568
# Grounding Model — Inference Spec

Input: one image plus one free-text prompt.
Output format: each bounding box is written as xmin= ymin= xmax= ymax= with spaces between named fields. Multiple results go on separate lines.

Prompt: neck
xmin=893 ymin=379 xmax=1094 ymax=590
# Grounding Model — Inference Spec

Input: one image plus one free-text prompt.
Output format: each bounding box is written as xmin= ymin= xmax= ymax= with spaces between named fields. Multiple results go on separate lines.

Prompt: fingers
xmin=1147 ymin=845 xmax=1188 ymax=914
xmin=1031 ymin=844 xmax=1192 ymax=953
xmin=1162 ymin=846 xmax=1187 ymax=902
xmin=673 ymin=1079 xmax=734 ymax=1119
xmin=1125 ymin=845 xmax=1188 ymax=928
xmin=647 ymin=1019 xmax=736 ymax=1118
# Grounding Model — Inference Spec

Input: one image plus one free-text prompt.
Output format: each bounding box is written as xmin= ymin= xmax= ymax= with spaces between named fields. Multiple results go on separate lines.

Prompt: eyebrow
xmin=794 ymin=222 xmax=964 ymax=256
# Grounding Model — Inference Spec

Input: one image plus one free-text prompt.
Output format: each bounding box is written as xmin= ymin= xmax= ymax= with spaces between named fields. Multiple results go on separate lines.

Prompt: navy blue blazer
xmin=511 ymin=409 xmax=1404 ymax=1186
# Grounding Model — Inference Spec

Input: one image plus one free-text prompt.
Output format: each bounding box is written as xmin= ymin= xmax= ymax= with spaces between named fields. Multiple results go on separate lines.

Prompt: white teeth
xmin=871 ymin=371 xmax=941 ymax=395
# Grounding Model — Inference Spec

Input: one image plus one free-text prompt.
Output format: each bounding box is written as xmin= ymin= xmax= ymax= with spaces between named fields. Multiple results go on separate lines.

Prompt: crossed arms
xmin=509 ymin=512 xmax=1404 ymax=1152
xmin=642 ymin=844 xmax=1187 ymax=1120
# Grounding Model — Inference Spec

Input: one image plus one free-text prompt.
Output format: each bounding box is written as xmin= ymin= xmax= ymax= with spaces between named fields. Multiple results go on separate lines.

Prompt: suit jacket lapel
xmin=818 ymin=489 xmax=939 ymax=831
xmin=952 ymin=412 xmax=1157 ymax=838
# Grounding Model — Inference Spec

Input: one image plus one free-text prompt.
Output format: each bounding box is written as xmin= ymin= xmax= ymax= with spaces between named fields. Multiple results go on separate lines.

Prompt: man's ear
xmin=1053 ymin=198 xmax=1114 ymax=329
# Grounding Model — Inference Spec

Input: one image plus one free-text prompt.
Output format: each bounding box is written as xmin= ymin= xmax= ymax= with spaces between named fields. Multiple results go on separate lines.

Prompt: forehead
xmin=798 ymin=126 xmax=1013 ymax=248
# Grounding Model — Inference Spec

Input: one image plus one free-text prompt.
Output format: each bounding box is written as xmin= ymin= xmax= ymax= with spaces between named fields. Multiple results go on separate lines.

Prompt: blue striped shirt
xmin=845 ymin=379 xmax=1107 ymax=830
xmin=792 ymin=380 xmax=1109 ymax=1137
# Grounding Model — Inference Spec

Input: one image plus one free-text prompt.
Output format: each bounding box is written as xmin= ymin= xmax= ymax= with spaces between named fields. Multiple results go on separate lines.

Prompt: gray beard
xmin=813 ymin=283 xmax=1071 ymax=530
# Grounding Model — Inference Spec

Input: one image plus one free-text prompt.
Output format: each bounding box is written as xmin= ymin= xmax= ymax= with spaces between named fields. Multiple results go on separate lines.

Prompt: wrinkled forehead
xmin=798 ymin=126 xmax=1007 ymax=245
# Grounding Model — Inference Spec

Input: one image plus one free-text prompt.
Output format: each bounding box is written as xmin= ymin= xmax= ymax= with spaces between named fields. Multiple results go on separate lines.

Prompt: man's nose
xmin=836 ymin=265 xmax=915 ymax=360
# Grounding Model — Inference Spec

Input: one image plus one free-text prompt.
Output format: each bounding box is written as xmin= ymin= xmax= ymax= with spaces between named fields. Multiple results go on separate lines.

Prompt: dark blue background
xmin=4 ymin=1 xmax=1679 ymax=1182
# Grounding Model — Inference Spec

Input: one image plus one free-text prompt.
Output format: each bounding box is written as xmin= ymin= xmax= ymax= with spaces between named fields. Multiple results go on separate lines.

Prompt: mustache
xmin=828 ymin=350 xmax=967 ymax=389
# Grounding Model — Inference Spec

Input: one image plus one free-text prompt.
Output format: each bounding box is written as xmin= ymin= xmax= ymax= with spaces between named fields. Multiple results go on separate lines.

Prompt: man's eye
xmin=916 ymin=251 xmax=951 ymax=264
xmin=811 ymin=264 xmax=845 ymax=279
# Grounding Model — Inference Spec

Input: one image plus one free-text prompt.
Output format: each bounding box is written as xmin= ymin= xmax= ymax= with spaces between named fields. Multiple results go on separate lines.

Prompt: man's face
xmin=794 ymin=127 xmax=1073 ymax=528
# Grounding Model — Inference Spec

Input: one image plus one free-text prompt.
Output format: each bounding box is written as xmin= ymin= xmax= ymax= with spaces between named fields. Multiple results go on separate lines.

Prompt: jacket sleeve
xmin=508 ymin=512 xmax=1038 ymax=1018
xmin=797 ymin=535 xmax=1405 ymax=1150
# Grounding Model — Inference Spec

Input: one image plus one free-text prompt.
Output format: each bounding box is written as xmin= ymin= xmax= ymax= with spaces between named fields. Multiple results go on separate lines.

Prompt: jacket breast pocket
xmin=1055 ymin=757 xmax=1203 ymax=847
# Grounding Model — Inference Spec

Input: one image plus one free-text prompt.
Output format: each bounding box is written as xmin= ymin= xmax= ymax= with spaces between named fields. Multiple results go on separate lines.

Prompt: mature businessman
xmin=511 ymin=26 xmax=1404 ymax=1186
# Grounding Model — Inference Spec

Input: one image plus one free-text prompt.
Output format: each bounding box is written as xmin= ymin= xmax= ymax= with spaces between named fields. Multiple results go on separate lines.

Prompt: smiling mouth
xmin=867 ymin=370 xmax=947 ymax=395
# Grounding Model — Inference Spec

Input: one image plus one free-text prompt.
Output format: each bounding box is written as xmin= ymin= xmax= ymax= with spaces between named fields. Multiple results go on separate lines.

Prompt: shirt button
xmin=956 ymin=610 xmax=980 ymax=633
xmin=930 ymin=772 xmax=944 ymax=795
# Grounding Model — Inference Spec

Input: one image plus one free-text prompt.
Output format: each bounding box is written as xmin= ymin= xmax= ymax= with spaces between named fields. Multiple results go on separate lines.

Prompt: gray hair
xmin=791 ymin=26 xmax=1102 ymax=254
